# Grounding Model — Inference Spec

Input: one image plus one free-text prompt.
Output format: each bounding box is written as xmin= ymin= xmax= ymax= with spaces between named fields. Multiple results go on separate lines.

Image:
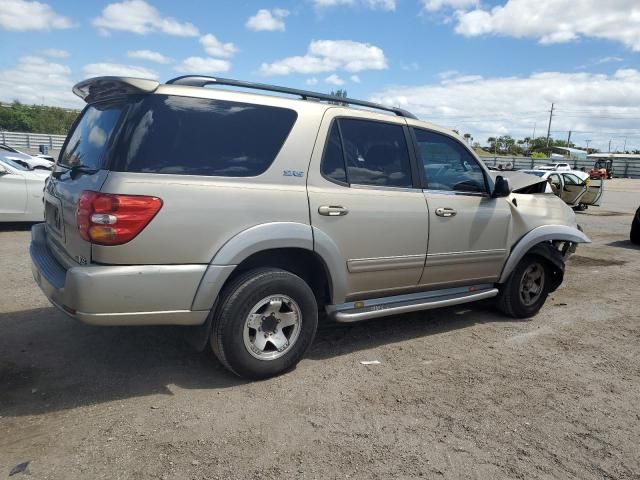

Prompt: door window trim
xmin=319 ymin=116 xmax=423 ymax=191
xmin=409 ymin=126 xmax=491 ymax=196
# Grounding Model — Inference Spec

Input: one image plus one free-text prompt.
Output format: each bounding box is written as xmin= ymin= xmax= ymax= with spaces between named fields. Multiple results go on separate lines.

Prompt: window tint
xmin=336 ymin=118 xmax=412 ymax=187
xmin=60 ymin=103 xmax=124 ymax=169
xmin=115 ymin=95 xmax=297 ymax=177
xmin=413 ymin=129 xmax=486 ymax=193
xmin=321 ymin=122 xmax=347 ymax=183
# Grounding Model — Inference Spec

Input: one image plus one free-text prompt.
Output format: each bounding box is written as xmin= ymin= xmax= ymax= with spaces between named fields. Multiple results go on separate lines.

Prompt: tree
xmin=0 ymin=101 xmax=79 ymax=134
xmin=329 ymin=89 xmax=348 ymax=106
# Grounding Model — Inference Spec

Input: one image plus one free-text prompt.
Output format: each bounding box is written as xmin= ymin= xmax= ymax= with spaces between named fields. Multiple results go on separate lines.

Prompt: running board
xmin=327 ymin=285 xmax=499 ymax=323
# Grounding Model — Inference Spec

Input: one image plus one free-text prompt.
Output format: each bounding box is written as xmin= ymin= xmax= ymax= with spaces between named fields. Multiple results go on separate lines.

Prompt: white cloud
xmin=83 ymin=62 xmax=159 ymax=79
xmin=92 ymin=0 xmax=199 ymax=36
xmin=370 ymin=69 xmax=640 ymax=151
xmin=175 ymin=57 xmax=231 ymax=74
xmin=246 ymin=8 xmax=289 ymax=32
xmin=127 ymin=49 xmax=172 ymax=64
xmin=313 ymin=0 xmax=395 ymax=10
xmin=43 ymin=48 xmax=70 ymax=58
xmin=350 ymin=74 xmax=361 ymax=83
xmin=421 ymin=0 xmax=478 ymax=11
xmin=401 ymin=61 xmax=420 ymax=72
xmin=199 ymin=34 xmax=238 ymax=58
xmin=306 ymin=77 xmax=319 ymax=86
xmin=325 ymin=74 xmax=345 ymax=85
xmin=260 ymin=39 xmax=387 ymax=75
xmin=0 ymin=0 xmax=72 ymax=31
xmin=455 ymin=0 xmax=640 ymax=52
xmin=0 ymin=56 xmax=80 ymax=107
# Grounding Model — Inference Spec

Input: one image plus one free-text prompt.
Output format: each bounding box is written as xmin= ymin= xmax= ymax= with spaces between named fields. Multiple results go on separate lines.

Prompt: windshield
xmin=59 ymin=102 xmax=124 ymax=169
xmin=523 ymin=171 xmax=545 ymax=177
xmin=0 ymin=158 xmax=29 ymax=171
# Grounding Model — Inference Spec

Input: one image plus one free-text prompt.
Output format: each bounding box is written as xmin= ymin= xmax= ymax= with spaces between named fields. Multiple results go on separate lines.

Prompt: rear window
xmin=113 ymin=95 xmax=297 ymax=177
xmin=60 ymin=102 xmax=124 ymax=169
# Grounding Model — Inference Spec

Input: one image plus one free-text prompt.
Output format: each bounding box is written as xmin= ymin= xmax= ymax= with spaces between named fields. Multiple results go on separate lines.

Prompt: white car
xmin=0 ymin=158 xmax=49 ymax=222
xmin=520 ymin=169 xmax=603 ymax=209
xmin=0 ymin=143 xmax=55 ymax=171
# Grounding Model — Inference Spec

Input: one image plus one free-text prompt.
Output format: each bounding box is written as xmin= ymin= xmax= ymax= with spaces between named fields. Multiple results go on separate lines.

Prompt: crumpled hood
xmin=489 ymin=171 xmax=548 ymax=193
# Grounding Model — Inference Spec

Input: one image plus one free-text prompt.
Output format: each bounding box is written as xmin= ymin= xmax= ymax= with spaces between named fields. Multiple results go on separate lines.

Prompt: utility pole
xmin=566 ymin=130 xmax=572 ymax=147
xmin=623 ymin=137 xmax=627 ymax=152
xmin=545 ymin=103 xmax=554 ymax=150
xmin=608 ymin=138 xmax=612 ymax=152
xmin=585 ymin=139 xmax=591 ymax=151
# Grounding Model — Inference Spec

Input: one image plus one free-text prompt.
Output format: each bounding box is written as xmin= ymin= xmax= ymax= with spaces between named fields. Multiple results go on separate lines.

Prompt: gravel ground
xmin=1 ymin=183 xmax=639 ymax=479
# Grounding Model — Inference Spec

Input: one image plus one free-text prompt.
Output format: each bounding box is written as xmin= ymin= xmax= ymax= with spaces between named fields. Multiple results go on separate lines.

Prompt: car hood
xmin=489 ymin=171 xmax=548 ymax=193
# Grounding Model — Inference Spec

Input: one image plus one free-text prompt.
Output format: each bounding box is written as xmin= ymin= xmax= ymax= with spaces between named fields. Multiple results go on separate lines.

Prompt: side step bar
xmin=327 ymin=285 xmax=499 ymax=323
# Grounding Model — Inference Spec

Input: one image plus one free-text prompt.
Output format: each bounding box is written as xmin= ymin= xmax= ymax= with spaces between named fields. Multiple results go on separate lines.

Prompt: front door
xmin=411 ymin=127 xmax=512 ymax=287
xmin=307 ymin=111 xmax=429 ymax=301
xmin=560 ymin=173 xmax=587 ymax=205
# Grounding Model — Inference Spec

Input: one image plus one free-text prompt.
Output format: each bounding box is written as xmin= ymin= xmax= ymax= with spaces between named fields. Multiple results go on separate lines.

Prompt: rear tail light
xmin=77 ymin=191 xmax=162 ymax=245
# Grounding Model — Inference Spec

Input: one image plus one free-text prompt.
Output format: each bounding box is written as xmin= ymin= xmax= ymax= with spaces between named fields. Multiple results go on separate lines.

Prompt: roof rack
xmin=165 ymin=75 xmax=417 ymax=119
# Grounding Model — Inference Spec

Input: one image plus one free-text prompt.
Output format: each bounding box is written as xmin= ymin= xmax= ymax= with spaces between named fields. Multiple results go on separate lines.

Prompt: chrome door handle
xmin=318 ymin=205 xmax=349 ymax=216
xmin=435 ymin=207 xmax=457 ymax=217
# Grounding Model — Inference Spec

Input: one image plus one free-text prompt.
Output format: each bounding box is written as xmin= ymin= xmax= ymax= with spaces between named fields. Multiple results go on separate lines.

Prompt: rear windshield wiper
xmin=52 ymin=164 xmax=99 ymax=179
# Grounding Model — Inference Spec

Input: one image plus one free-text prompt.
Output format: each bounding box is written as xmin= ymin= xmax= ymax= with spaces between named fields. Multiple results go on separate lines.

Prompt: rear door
xmin=307 ymin=111 xmax=429 ymax=299
xmin=44 ymin=101 xmax=125 ymax=265
xmin=580 ymin=177 xmax=604 ymax=206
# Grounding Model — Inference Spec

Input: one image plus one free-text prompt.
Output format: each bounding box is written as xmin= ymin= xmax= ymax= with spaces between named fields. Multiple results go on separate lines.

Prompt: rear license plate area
xmin=45 ymin=201 xmax=63 ymax=235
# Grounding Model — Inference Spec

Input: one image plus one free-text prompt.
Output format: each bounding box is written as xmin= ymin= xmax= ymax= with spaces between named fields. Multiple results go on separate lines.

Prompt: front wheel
xmin=211 ymin=268 xmax=318 ymax=379
xmin=497 ymin=256 xmax=550 ymax=318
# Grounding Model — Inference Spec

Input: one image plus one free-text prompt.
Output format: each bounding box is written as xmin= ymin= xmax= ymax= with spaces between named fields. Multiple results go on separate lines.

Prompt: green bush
xmin=531 ymin=152 xmax=547 ymax=159
xmin=0 ymin=102 xmax=80 ymax=135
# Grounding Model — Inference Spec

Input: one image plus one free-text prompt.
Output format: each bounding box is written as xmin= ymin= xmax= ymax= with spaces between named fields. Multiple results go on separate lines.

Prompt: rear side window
xmin=321 ymin=118 xmax=412 ymax=188
xmin=321 ymin=122 xmax=347 ymax=184
xmin=115 ymin=95 xmax=297 ymax=177
xmin=60 ymin=103 xmax=124 ymax=169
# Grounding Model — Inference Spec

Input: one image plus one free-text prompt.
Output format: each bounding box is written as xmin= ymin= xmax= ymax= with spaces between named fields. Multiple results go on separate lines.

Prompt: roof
xmin=587 ymin=153 xmax=640 ymax=159
xmin=555 ymin=147 xmax=588 ymax=155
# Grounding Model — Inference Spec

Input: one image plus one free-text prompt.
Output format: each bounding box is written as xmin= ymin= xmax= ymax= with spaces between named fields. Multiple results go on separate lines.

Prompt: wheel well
xmin=224 ymin=248 xmax=332 ymax=309
xmin=525 ymin=242 xmax=567 ymax=292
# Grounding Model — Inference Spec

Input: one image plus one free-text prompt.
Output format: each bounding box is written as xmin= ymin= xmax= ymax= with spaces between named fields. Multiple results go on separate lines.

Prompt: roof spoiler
xmin=72 ymin=76 xmax=160 ymax=103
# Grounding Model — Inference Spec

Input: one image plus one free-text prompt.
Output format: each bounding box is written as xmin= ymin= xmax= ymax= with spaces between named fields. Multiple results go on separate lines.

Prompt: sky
xmin=1 ymin=0 xmax=639 ymax=152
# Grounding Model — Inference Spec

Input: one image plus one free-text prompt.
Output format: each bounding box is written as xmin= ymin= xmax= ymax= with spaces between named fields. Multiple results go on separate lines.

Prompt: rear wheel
xmin=211 ymin=268 xmax=318 ymax=379
xmin=497 ymin=256 xmax=550 ymax=318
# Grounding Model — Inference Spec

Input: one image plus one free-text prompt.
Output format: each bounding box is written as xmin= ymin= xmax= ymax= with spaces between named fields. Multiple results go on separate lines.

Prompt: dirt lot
xmin=1 ymin=183 xmax=639 ymax=479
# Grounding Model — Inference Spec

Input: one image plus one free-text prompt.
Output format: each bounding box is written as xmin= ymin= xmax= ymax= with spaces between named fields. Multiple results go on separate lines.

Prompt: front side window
xmin=563 ymin=173 xmax=583 ymax=185
xmin=115 ymin=95 xmax=297 ymax=177
xmin=337 ymin=118 xmax=412 ymax=187
xmin=60 ymin=102 xmax=124 ymax=169
xmin=413 ymin=128 xmax=486 ymax=193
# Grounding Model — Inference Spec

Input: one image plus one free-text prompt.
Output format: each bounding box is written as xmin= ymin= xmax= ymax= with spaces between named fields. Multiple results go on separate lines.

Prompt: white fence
xmin=1 ymin=131 xmax=66 ymax=151
xmin=479 ymin=156 xmax=640 ymax=179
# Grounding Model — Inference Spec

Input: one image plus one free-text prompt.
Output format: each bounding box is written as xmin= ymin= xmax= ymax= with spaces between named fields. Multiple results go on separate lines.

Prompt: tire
xmin=631 ymin=218 xmax=640 ymax=245
xmin=497 ymin=255 xmax=551 ymax=318
xmin=211 ymin=268 xmax=318 ymax=379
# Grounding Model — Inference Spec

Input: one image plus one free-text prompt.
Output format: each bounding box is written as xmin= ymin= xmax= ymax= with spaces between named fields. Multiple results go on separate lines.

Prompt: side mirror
xmin=492 ymin=175 xmax=511 ymax=197
xmin=0 ymin=165 xmax=8 ymax=176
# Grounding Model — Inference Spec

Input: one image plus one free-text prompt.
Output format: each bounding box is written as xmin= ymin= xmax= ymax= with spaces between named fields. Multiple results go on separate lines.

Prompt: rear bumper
xmin=30 ymin=223 xmax=210 ymax=326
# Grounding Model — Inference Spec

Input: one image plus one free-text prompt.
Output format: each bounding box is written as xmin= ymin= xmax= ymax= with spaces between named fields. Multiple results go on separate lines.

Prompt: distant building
xmin=551 ymin=147 xmax=588 ymax=160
